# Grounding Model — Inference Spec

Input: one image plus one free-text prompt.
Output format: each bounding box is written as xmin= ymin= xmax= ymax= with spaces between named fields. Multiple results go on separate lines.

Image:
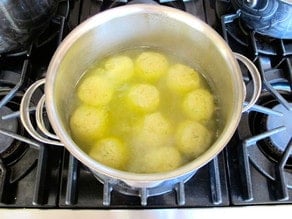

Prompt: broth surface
xmin=69 ymin=47 xmax=221 ymax=173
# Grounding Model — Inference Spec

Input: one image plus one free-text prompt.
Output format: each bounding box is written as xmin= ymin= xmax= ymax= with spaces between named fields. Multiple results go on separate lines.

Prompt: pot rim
xmin=45 ymin=4 xmax=244 ymax=186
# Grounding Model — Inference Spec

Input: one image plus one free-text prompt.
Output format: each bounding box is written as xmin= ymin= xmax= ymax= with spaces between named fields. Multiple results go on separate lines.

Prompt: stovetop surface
xmin=0 ymin=0 xmax=291 ymax=209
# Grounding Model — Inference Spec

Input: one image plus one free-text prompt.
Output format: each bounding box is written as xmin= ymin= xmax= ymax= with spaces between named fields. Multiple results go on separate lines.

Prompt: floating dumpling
xmin=77 ymin=75 xmax=113 ymax=107
xmin=127 ymin=83 xmax=160 ymax=113
xmin=182 ymin=88 xmax=215 ymax=122
xmin=166 ymin=63 xmax=201 ymax=94
xmin=70 ymin=48 xmax=220 ymax=174
xmin=89 ymin=137 xmax=129 ymax=170
xmin=104 ymin=55 xmax=134 ymax=84
xmin=132 ymin=112 xmax=173 ymax=149
xmin=135 ymin=51 xmax=169 ymax=82
xmin=175 ymin=120 xmax=213 ymax=158
xmin=128 ymin=146 xmax=182 ymax=173
xmin=69 ymin=105 xmax=108 ymax=145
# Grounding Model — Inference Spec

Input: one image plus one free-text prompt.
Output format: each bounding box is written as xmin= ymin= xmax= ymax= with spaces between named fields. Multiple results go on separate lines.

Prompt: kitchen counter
xmin=0 ymin=205 xmax=291 ymax=219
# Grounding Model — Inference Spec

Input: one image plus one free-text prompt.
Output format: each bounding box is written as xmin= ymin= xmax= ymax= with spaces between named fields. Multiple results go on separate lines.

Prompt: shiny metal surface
xmin=44 ymin=4 xmax=258 ymax=189
xmin=20 ymin=78 xmax=63 ymax=146
xmin=45 ymin=4 xmax=248 ymax=186
xmin=233 ymin=53 xmax=261 ymax=112
xmin=245 ymin=0 xmax=258 ymax=7
xmin=0 ymin=0 xmax=59 ymax=53
xmin=281 ymin=0 xmax=292 ymax=4
xmin=231 ymin=0 xmax=292 ymax=38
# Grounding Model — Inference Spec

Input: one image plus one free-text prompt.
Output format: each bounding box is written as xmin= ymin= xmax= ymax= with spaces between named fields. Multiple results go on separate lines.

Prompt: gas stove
xmin=0 ymin=0 xmax=291 ymax=217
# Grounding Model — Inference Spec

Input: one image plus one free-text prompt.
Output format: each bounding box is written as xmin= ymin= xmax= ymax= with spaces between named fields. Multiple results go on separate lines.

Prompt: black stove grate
xmin=0 ymin=145 xmax=63 ymax=207
xmin=0 ymin=0 xmax=69 ymax=208
xmin=59 ymin=151 xmax=229 ymax=208
xmin=221 ymin=8 xmax=292 ymax=205
xmin=1 ymin=0 xmax=292 ymax=209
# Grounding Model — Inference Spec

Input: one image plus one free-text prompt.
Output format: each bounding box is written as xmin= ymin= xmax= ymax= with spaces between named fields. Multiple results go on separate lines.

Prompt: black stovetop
xmin=0 ymin=0 xmax=291 ymax=208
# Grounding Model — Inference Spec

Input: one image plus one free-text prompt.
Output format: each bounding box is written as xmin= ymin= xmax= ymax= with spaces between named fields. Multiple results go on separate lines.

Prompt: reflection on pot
xmin=0 ymin=0 xmax=59 ymax=53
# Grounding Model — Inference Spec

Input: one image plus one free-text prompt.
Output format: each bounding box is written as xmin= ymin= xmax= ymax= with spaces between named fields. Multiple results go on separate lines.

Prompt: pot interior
xmin=46 ymin=5 xmax=243 ymax=183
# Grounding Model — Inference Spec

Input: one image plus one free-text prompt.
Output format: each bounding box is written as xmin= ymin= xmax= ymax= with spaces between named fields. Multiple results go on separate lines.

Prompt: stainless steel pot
xmin=0 ymin=0 xmax=59 ymax=54
xmin=231 ymin=0 xmax=292 ymax=39
xmin=20 ymin=5 xmax=261 ymax=194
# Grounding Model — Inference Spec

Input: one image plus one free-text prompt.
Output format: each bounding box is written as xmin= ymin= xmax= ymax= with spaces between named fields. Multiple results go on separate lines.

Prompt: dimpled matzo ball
xmin=127 ymin=83 xmax=160 ymax=113
xmin=182 ymin=88 xmax=215 ymax=122
xmin=77 ymin=75 xmax=113 ymax=107
xmin=104 ymin=55 xmax=134 ymax=84
xmin=133 ymin=112 xmax=173 ymax=149
xmin=69 ymin=105 xmax=108 ymax=145
xmin=128 ymin=146 xmax=182 ymax=173
xmin=135 ymin=51 xmax=169 ymax=82
xmin=89 ymin=137 xmax=129 ymax=170
xmin=166 ymin=63 xmax=201 ymax=94
xmin=175 ymin=120 xmax=213 ymax=158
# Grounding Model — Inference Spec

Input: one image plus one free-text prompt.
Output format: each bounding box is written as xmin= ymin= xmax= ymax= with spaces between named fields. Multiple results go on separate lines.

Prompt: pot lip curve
xmin=45 ymin=4 xmax=244 ymax=185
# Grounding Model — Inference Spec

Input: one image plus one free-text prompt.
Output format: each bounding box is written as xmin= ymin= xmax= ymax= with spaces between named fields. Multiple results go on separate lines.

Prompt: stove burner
xmin=0 ymin=84 xmax=43 ymax=164
xmin=267 ymin=103 xmax=292 ymax=156
xmin=249 ymin=91 xmax=292 ymax=166
xmin=0 ymin=106 xmax=18 ymax=154
xmin=0 ymin=89 xmax=28 ymax=164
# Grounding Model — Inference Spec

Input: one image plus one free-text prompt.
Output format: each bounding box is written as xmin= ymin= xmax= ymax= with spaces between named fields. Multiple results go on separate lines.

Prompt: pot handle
xmin=233 ymin=52 xmax=262 ymax=112
xmin=20 ymin=54 xmax=261 ymax=145
xmin=20 ymin=78 xmax=64 ymax=146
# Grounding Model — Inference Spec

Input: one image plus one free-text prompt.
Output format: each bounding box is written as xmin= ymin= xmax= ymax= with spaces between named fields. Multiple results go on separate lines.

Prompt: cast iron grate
xmin=221 ymin=5 xmax=292 ymax=205
xmin=0 ymin=0 xmax=69 ymax=207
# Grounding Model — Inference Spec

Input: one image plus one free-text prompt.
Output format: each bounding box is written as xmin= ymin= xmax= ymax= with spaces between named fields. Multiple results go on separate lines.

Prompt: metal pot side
xmin=231 ymin=0 xmax=292 ymax=39
xmin=45 ymin=4 xmax=244 ymax=188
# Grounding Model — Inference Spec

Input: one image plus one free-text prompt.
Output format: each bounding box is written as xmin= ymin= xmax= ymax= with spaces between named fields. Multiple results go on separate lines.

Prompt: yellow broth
xmin=69 ymin=47 xmax=221 ymax=173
